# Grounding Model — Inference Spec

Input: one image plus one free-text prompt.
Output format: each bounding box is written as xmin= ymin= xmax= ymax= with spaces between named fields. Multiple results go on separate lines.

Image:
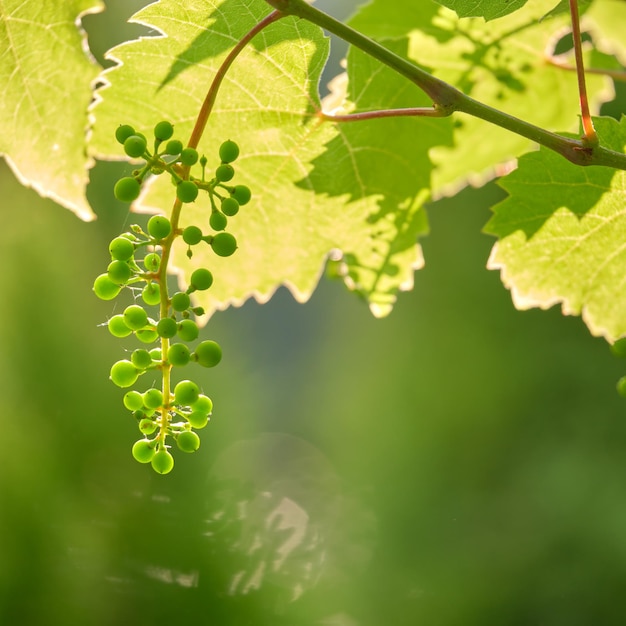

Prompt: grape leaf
xmin=89 ymin=0 xmax=447 ymax=317
xmin=485 ymin=116 xmax=626 ymax=341
xmin=433 ymin=0 xmax=529 ymax=21
xmin=0 ymin=0 xmax=102 ymax=220
xmin=346 ymin=0 xmax=612 ymax=196
xmin=585 ymin=0 xmax=626 ymax=65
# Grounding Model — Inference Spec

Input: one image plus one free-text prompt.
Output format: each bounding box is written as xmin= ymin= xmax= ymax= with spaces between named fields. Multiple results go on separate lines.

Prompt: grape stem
xmin=187 ymin=10 xmax=285 ymax=150
xmin=568 ymin=0 xmax=598 ymax=145
xmin=262 ymin=0 xmax=626 ymax=170
xmin=155 ymin=12 xmax=285 ymax=444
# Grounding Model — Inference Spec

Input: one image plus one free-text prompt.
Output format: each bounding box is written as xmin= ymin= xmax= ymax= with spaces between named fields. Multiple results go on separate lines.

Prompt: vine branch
xmin=264 ymin=0 xmax=626 ymax=171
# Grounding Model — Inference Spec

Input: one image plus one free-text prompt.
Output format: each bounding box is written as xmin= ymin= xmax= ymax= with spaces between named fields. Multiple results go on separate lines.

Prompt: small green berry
xmin=114 ymin=177 xmax=141 ymax=202
xmin=168 ymin=343 xmax=191 ymax=367
xmin=132 ymin=439 xmax=156 ymax=463
xmin=107 ymin=314 xmax=132 ymax=338
xmin=164 ymin=139 xmax=183 ymax=155
xmin=177 ymin=431 xmax=200 ymax=453
xmin=171 ymin=292 xmax=191 ymax=312
xmin=177 ymin=180 xmax=199 ymax=203
xmin=143 ymin=388 xmax=164 ymax=409
xmin=231 ymin=185 xmax=251 ymax=205
xmin=209 ymin=211 xmax=227 ymax=231
xmin=151 ymin=449 xmax=174 ymax=474
xmin=124 ymin=134 xmax=148 ymax=158
xmin=147 ymin=215 xmax=172 ymax=240
xmin=154 ymin=120 xmax=174 ymax=141
xmin=177 ymin=319 xmax=199 ymax=342
xmin=219 ymin=140 xmax=240 ymax=163
xmin=210 ymin=232 xmax=237 ymax=257
xmin=109 ymin=236 xmax=135 ymax=261
xmin=180 ymin=148 xmax=199 ymax=166
xmin=221 ymin=197 xmax=239 ymax=216
xmin=189 ymin=268 xmax=213 ymax=291
xmin=215 ymin=164 xmax=234 ymax=182
xmin=142 ymin=282 xmax=161 ymax=306
xmin=156 ymin=317 xmax=178 ymax=338
xmin=94 ymin=274 xmax=122 ymax=301
xmin=193 ymin=340 xmax=222 ymax=368
xmin=110 ymin=360 xmax=139 ymax=388
xmin=124 ymin=390 xmax=144 ymax=411
xmin=174 ymin=380 xmax=200 ymax=405
xmin=182 ymin=225 xmax=203 ymax=245
xmin=115 ymin=124 xmax=136 ymax=145
xmin=123 ymin=304 xmax=149 ymax=330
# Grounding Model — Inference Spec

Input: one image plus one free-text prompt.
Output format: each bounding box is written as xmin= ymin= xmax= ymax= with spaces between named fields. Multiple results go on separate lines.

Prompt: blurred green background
xmin=2 ymin=1 xmax=626 ymax=624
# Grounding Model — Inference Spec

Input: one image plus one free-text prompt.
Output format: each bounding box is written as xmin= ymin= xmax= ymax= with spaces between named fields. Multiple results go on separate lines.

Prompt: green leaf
xmin=433 ymin=0 xmax=529 ymax=21
xmin=346 ymin=0 xmax=612 ymax=196
xmin=0 ymin=0 xmax=102 ymax=220
xmin=585 ymin=0 xmax=626 ymax=65
xmin=485 ymin=116 xmax=626 ymax=341
xmin=90 ymin=0 xmax=448 ymax=318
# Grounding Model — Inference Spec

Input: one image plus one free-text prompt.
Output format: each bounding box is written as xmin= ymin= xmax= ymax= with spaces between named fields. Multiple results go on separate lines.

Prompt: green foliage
xmin=485 ymin=116 xmax=626 ymax=341
xmin=0 ymin=0 xmax=102 ymax=220
xmin=434 ymin=0 xmax=529 ymax=21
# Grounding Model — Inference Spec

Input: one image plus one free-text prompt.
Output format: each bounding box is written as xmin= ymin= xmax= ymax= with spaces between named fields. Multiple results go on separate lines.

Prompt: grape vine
xmin=93 ymin=120 xmax=251 ymax=472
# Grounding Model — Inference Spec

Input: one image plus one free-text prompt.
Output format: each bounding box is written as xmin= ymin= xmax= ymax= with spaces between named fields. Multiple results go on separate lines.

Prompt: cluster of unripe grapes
xmin=93 ymin=120 xmax=251 ymax=474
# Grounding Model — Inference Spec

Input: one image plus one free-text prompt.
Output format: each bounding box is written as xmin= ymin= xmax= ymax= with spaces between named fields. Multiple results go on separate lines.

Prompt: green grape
xmin=110 ymin=360 xmax=139 ymax=388
xmin=94 ymin=274 xmax=122 ymax=301
xmin=124 ymin=390 xmax=144 ymax=411
xmin=211 ymin=232 xmax=237 ymax=257
xmin=114 ymin=177 xmax=141 ymax=202
xmin=618 ymin=376 xmax=626 ymax=397
xmin=143 ymin=253 xmax=161 ymax=273
xmin=221 ymin=197 xmax=239 ymax=217
xmin=156 ymin=317 xmax=178 ymax=338
xmin=151 ymin=449 xmax=174 ymax=474
xmin=190 ymin=268 xmax=213 ymax=291
xmin=174 ymin=380 xmax=200 ymax=405
xmin=193 ymin=340 xmax=222 ymax=368
xmin=154 ymin=120 xmax=174 ymax=141
xmin=131 ymin=349 xmax=153 ymax=370
xmin=187 ymin=411 xmax=209 ymax=429
xmin=142 ymin=282 xmax=161 ymax=306
xmin=183 ymin=225 xmax=203 ymax=245
xmin=108 ymin=314 xmax=132 ymax=338
xmin=215 ymin=164 xmax=235 ymax=182
xmin=124 ymin=134 xmax=147 ymax=158
xmin=192 ymin=394 xmax=213 ymax=415
xmin=136 ymin=328 xmax=159 ymax=344
xmin=180 ymin=148 xmax=199 ymax=166
xmin=149 ymin=347 xmax=162 ymax=360
xmin=139 ymin=418 xmax=158 ymax=435
xmin=107 ymin=260 xmax=133 ymax=285
xmin=123 ymin=304 xmax=149 ymax=330
xmin=143 ymin=388 xmax=163 ymax=409
xmin=171 ymin=292 xmax=191 ymax=312
xmin=177 ymin=180 xmax=199 ymax=203
xmin=109 ymin=236 xmax=135 ymax=261
xmin=165 ymin=139 xmax=183 ymax=155
xmin=147 ymin=215 xmax=172 ymax=240
xmin=132 ymin=439 xmax=156 ymax=463
xmin=231 ymin=185 xmax=251 ymax=205
xmin=209 ymin=211 xmax=227 ymax=231
xmin=177 ymin=319 xmax=199 ymax=342
xmin=115 ymin=124 xmax=135 ymax=145
xmin=168 ymin=343 xmax=191 ymax=367
xmin=219 ymin=140 xmax=239 ymax=163
xmin=177 ymin=431 xmax=200 ymax=453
